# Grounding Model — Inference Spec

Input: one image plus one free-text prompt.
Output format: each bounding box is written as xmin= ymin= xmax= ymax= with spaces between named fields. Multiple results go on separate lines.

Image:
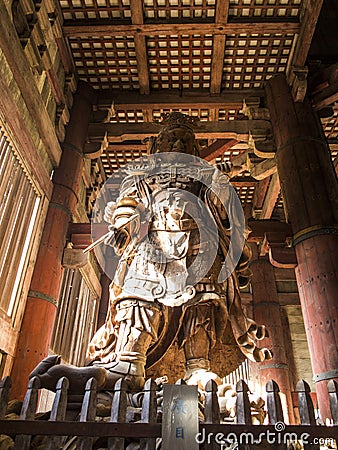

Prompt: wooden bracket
xmin=289 ymin=66 xmax=308 ymax=103
xmin=84 ymin=133 xmax=108 ymax=159
xmin=62 ymin=247 xmax=88 ymax=269
xmin=259 ymin=231 xmax=297 ymax=268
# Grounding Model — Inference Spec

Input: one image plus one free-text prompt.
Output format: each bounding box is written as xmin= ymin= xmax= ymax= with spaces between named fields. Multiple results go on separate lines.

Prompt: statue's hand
xmin=104 ymin=201 xmax=117 ymax=224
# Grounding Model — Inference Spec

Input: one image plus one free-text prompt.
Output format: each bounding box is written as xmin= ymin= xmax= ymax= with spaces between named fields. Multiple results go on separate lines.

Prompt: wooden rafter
xmin=63 ymin=21 xmax=301 ymax=38
xmin=210 ymin=36 xmax=226 ymax=94
xmin=291 ymin=0 xmax=324 ymax=68
xmin=88 ymin=120 xmax=272 ymax=142
xmin=313 ymin=83 xmax=338 ymax=111
xmin=200 ymin=139 xmax=238 ymax=161
xmin=250 ymin=158 xmax=277 ymax=181
xmin=95 ymin=90 xmax=262 ymax=109
xmin=210 ymin=1 xmax=229 ymax=94
xmin=253 ymin=177 xmax=270 ymax=211
xmin=130 ymin=1 xmax=150 ymax=95
xmin=260 ymin=173 xmax=281 ymax=219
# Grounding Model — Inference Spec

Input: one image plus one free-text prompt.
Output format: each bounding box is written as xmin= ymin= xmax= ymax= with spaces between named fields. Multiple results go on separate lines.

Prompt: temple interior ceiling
xmin=56 ymin=0 xmax=338 ymax=216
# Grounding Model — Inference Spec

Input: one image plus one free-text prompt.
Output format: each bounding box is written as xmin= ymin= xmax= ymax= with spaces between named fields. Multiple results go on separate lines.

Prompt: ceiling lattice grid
xmin=143 ymin=0 xmax=216 ymax=20
xmin=147 ymin=34 xmax=213 ymax=90
xmin=61 ymin=0 xmax=302 ymax=92
xmin=222 ymin=33 xmax=295 ymax=89
xmin=60 ymin=0 xmax=131 ymax=20
xmin=58 ymin=0 xmax=335 ymax=217
xmin=60 ymin=0 xmax=303 ymax=21
xmin=70 ymin=35 xmax=139 ymax=90
xmin=228 ymin=0 xmax=301 ymax=18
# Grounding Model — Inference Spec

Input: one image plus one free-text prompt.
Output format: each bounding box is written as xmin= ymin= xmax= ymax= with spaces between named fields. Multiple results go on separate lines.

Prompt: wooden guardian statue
xmin=31 ymin=113 xmax=272 ymax=393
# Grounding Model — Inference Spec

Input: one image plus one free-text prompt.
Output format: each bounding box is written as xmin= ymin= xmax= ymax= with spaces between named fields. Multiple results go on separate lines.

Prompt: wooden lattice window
xmin=224 ymin=359 xmax=249 ymax=386
xmin=51 ymin=268 xmax=98 ymax=366
xmin=0 ymin=125 xmax=41 ymax=318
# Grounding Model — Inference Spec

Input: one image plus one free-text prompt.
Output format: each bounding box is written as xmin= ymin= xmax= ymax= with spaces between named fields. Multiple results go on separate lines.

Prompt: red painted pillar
xmin=266 ymin=74 xmax=338 ymax=421
xmin=10 ymin=81 xmax=96 ymax=400
xmin=250 ymin=254 xmax=295 ymax=423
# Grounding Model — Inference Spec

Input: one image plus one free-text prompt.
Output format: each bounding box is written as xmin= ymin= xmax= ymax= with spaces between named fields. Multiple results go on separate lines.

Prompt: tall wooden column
xmin=250 ymin=254 xmax=295 ymax=423
xmin=10 ymin=81 xmax=96 ymax=400
xmin=266 ymin=74 xmax=338 ymax=420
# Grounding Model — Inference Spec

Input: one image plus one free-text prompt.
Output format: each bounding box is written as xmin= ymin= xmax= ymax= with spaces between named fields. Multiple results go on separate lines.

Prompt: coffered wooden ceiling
xmin=61 ymin=0 xmax=301 ymax=92
xmin=57 ymin=0 xmax=337 ymax=218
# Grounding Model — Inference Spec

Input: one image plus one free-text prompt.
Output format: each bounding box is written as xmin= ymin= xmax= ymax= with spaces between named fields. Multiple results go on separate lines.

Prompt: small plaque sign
xmin=162 ymin=384 xmax=199 ymax=450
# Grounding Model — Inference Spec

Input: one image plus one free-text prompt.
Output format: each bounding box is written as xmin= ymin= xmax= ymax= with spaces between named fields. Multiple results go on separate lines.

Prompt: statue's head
xmin=151 ymin=112 xmax=200 ymax=156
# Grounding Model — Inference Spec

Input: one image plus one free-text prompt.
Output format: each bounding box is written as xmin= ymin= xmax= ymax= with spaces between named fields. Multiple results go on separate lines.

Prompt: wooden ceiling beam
xmin=63 ymin=20 xmax=300 ymax=38
xmin=88 ymin=119 xmax=272 ymax=142
xmin=210 ymin=35 xmax=226 ymax=94
xmin=260 ymin=172 xmax=281 ymax=219
xmin=200 ymin=138 xmax=238 ymax=161
xmin=247 ymin=219 xmax=292 ymax=242
xmin=91 ymin=142 xmax=250 ymax=154
xmin=312 ymin=82 xmax=338 ymax=110
xmin=210 ymin=1 xmax=229 ymax=94
xmin=130 ymin=1 xmax=150 ymax=95
xmin=95 ymin=89 xmax=262 ymax=109
xmin=108 ymin=144 xmax=147 ymax=151
xmin=253 ymin=177 xmax=270 ymax=211
xmin=290 ymin=0 xmax=324 ymax=68
xmin=250 ymin=157 xmax=277 ymax=180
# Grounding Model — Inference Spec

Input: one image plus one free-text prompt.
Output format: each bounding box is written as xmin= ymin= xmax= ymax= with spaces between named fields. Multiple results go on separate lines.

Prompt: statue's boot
xmin=183 ymin=323 xmax=222 ymax=390
xmin=96 ymin=352 xmax=147 ymax=391
xmin=93 ymin=302 xmax=161 ymax=391
xmin=29 ymin=352 xmax=145 ymax=393
xmin=30 ymin=303 xmax=161 ymax=393
xmin=29 ymin=356 xmax=108 ymax=394
xmin=184 ymin=358 xmax=222 ymax=390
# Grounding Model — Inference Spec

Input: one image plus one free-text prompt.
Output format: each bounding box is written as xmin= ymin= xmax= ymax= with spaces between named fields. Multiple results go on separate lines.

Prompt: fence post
xmin=140 ymin=378 xmax=158 ymax=450
xmin=0 ymin=376 xmax=12 ymax=419
xmin=236 ymin=380 xmax=251 ymax=425
xmin=78 ymin=377 xmax=97 ymax=450
xmin=296 ymin=380 xmax=319 ymax=450
xmin=266 ymin=380 xmax=284 ymax=424
xmin=14 ymin=376 xmax=41 ymax=450
xmin=108 ymin=378 xmax=127 ymax=450
xmin=265 ymin=380 xmax=287 ymax=450
xmin=205 ymin=379 xmax=220 ymax=424
xmin=45 ymin=377 xmax=69 ymax=450
xmin=236 ymin=380 xmax=252 ymax=450
xmin=296 ymin=380 xmax=316 ymax=425
xmin=328 ymin=380 xmax=338 ymax=425
xmin=204 ymin=379 xmax=220 ymax=450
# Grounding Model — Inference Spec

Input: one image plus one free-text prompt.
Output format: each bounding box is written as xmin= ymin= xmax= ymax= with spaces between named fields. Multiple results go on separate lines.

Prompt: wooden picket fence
xmin=0 ymin=375 xmax=337 ymax=449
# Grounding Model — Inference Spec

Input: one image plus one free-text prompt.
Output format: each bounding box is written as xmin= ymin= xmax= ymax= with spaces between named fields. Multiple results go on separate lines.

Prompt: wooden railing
xmin=0 ymin=375 xmax=337 ymax=449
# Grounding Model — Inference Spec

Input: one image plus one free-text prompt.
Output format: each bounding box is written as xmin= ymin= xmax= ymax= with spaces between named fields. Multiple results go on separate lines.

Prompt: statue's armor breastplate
xmin=116 ymin=171 xmax=221 ymax=307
